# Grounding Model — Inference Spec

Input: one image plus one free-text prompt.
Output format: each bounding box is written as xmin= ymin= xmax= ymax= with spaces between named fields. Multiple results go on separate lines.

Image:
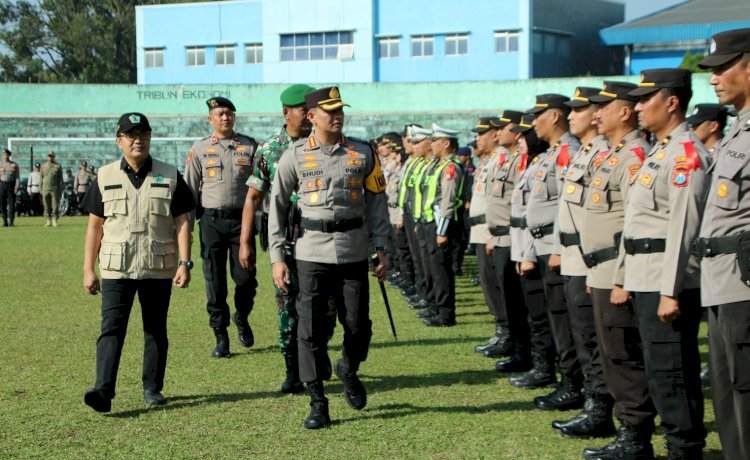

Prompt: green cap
xmin=280 ymin=84 xmax=316 ymax=107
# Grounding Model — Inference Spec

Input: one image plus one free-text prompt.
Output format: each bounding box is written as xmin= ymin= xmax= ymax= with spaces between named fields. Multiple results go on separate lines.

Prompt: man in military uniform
xmin=41 ymin=151 xmax=63 ymax=227
xmin=268 ymin=86 xmax=390 ymax=429
xmin=27 ymin=162 xmax=42 ymax=216
xmin=0 ymin=148 xmax=20 ymax=227
xmin=696 ymin=29 xmax=750 ymax=460
xmin=610 ymin=69 xmax=709 ymax=459
xmin=687 ymin=103 xmax=729 ymax=157
xmin=75 ymin=161 xmax=92 ymax=210
xmin=578 ymin=81 xmax=656 ymax=459
xmin=185 ymin=97 xmax=258 ymax=358
xmin=81 ymin=112 xmax=195 ymax=413
xmin=239 ymin=84 xmax=316 ymax=393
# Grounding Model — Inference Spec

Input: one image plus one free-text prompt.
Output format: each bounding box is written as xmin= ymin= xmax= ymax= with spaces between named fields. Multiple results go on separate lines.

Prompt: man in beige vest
xmin=40 ymin=151 xmax=63 ymax=226
xmin=80 ymin=112 xmax=195 ymax=413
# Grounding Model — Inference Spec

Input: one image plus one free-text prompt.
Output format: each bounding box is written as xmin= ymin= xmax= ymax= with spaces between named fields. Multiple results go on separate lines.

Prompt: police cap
xmin=471 ymin=117 xmax=498 ymax=134
xmin=206 ymin=97 xmax=236 ymax=112
xmin=81 ymin=161 xmax=88 ymax=167
xmin=699 ymin=28 xmax=750 ymax=69
xmin=528 ymin=94 xmax=571 ymax=114
xmin=280 ymin=84 xmax=316 ymax=107
xmin=628 ymin=69 xmax=692 ymax=97
xmin=589 ymin=81 xmax=638 ymax=103
xmin=492 ymin=110 xmax=524 ymax=128
xmin=686 ymin=103 xmax=729 ymax=127
xmin=305 ymin=86 xmax=350 ymax=111
xmin=116 ymin=112 xmax=151 ymax=136
xmin=510 ymin=113 xmax=535 ymax=133
xmin=35 ymin=162 xmax=41 ymax=168
xmin=565 ymin=87 xmax=602 ymax=108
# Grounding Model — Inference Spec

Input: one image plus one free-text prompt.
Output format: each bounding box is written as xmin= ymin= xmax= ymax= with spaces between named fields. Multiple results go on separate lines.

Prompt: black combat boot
xmin=482 ymin=328 xmax=515 ymax=358
xmin=582 ymin=419 xmax=654 ymax=460
xmin=232 ymin=312 xmax=254 ymax=348
xmin=416 ymin=307 xmax=438 ymax=319
xmin=508 ymin=350 xmax=557 ymax=389
xmin=534 ymin=376 xmax=584 ymax=411
xmin=665 ymin=443 xmax=703 ymax=460
xmin=212 ymin=327 xmax=230 ymax=358
xmin=552 ymin=391 xmax=615 ymax=438
xmin=409 ymin=298 xmax=430 ymax=310
xmin=281 ymin=353 xmax=304 ymax=394
xmin=304 ymin=380 xmax=331 ymax=429
xmin=334 ymin=358 xmax=367 ymax=410
xmin=495 ymin=340 xmax=532 ymax=373
xmin=475 ymin=326 xmax=508 ymax=353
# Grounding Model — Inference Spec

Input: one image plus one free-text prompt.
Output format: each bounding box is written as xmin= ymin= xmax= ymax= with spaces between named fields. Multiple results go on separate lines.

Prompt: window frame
xmin=215 ymin=45 xmax=235 ymax=66
xmin=186 ymin=46 xmax=206 ymax=67
xmin=378 ymin=36 xmax=400 ymax=59
xmin=245 ymin=43 xmax=263 ymax=64
xmin=411 ymin=35 xmax=434 ymax=58
xmin=279 ymin=31 xmax=354 ymax=62
xmin=495 ymin=31 xmax=520 ymax=54
xmin=144 ymin=48 xmax=164 ymax=68
xmin=445 ymin=33 xmax=468 ymax=56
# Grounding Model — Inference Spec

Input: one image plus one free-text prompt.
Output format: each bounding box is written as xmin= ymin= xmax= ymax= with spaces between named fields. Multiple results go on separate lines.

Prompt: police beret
xmin=628 ymin=69 xmax=692 ymax=97
xmin=493 ymin=110 xmax=524 ymax=127
xmin=305 ymin=86 xmax=350 ymax=111
xmin=589 ymin=81 xmax=638 ymax=103
xmin=280 ymin=84 xmax=316 ymax=107
xmin=206 ymin=97 xmax=236 ymax=112
xmin=686 ymin=103 xmax=729 ymax=127
xmin=471 ymin=117 xmax=498 ymax=134
xmin=116 ymin=112 xmax=151 ymax=135
xmin=565 ymin=87 xmax=602 ymax=108
xmin=699 ymin=28 xmax=750 ymax=69
xmin=528 ymin=94 xmax=571 ymax=114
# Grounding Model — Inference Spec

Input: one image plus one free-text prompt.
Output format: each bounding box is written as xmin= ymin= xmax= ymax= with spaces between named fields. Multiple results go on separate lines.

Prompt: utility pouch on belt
xmin=286 ymin=203 xmax=301 ymax=244
xmin=256 ymin=211 xmax=269 ymax=252
xmin=737 ymin=233 xmax=750 ymax=287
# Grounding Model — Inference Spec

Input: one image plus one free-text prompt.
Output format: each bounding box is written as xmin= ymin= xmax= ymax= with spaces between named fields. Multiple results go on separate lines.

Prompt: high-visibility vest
xmin=423 ymin=157 xmax=464 ymax=222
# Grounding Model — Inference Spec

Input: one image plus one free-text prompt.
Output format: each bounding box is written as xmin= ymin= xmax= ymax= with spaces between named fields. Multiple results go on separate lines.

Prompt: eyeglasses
xmin=120 ymin=131 xmax=152 ymax=141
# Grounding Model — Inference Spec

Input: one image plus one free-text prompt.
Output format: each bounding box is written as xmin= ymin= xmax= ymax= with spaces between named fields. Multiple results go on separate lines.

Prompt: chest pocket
xmin=473 ymin=178 xmax=488 ymax=196
xmin=102 ymin=186 xmax=127 ymax=216
xmin=510 ymin=189 xmax=525 ymax=205
xmin=630 ymin=171 xmax=656 ymax=210
xmin=203 ymin=156 xmax=222 ymax=181
xmin=149 ymin=184 xmax=172 ymax=217
xmin=490 ymin=179 xmax=505 ymax=198
xmin=299 ymin=171 xmax=328 ymax=207
xmin=585 ymin=189 xmax=610 ymax=211
xmin=234 ymin=155 xmax=252 ymax=178
xmin=561 ymin=181 xmax=584 ymax=205
xmin=590 ymin=167 xmax=613 ymax=191
xmin=711 ymin=178 xmax=740 ymax=210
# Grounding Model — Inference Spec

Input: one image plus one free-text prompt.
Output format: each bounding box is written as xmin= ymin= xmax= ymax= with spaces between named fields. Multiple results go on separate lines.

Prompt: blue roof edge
xmin=600 ymin=20 xmax=750 ymax=45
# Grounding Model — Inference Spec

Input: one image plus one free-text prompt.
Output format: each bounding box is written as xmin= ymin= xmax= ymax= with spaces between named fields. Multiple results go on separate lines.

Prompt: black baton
xmin=371 ymin=253 xmax=397 ymax=340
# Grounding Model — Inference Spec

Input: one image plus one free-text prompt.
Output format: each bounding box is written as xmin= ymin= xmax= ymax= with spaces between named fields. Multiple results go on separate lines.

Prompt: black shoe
xmin=84 ymin=388 xmax=111 ymax=413
xmin=423 ymin=316 xmax=457 ymax=327
xmin=401 ymin=286 xmax=417 ymax=298
xmin=469 ymin=277 xmax=481 ymax=285
xmin=665 ymin=444 xmax=703 ymax=460
xmin=232 ymin=312 xmax=254 ymax=348
xmin=212 ymin=327 xmax=230 ymax=358
xmin=304 ymin=381 xmax=331 ymax=429
xmin=409 ymin=298 xmax=429 ymax=310
xmin=551 ymin=392 xmax=613 ymax=438
xmin=416 ymin=308 xmax=437 ymax=319
xmin=582 ymin=420 xmax=654 ymax=460
xmin=475 ymin=335 xmax=501 ymax=353
xmin=700 ymin=365 xmax=710 ymax=387
xmin=534 ymin=379 xmax=584 ymax=411
xmin=144 ymin=390 xmax=167 ymax=407
xmin=508 ymin=352 xmax=556 ymax=389
xmin=334 ymin=359 xmax=367 ymax=410
xmin=281 ymin=353 xmax=305 ymax=394
xmin=495 ymin=353 xmax=532 ymax=373
xmin=482 ymin=337 xmax=514 ymax=358
xmin=8 ymin=222 xmax=14 ymax=227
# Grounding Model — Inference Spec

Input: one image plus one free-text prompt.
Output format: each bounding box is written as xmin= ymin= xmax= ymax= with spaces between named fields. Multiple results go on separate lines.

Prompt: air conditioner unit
xmin=337 ymin=44 xmax=355 ymax=60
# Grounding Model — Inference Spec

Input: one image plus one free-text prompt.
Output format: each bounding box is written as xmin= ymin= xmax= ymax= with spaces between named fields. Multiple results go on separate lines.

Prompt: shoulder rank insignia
xmin=630 ymin=146 xmax=645 ymax=163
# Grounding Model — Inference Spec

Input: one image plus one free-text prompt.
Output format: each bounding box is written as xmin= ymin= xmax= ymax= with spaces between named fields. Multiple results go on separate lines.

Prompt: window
xmin=144 ymin=48 xmax=164 ymax=68
xmin=445 ymin=34 xmax=468 ymax=56
xmin=495 ymin=31 xmax=519 ymax=53
xmin=245 ymin=43 xmax=263 ymax=64
xmin=279 ymin=31 xmax=353 ymax=62
xmin=558 ymin=37 xmax=571 ymax=57
xmin=378 ymin=37 xmax=399 ymax=59
xmin=186 ymin=46 xmax=205 ymax=66
xmin=215 ymin=45 xmax=235 ymax=65
xmin=411 ymin=35 xmax=434 ymax=57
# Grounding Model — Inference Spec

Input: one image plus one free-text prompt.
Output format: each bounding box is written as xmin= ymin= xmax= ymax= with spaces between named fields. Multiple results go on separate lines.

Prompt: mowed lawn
xmin=0 ymin=216 xmax=722 ymax=459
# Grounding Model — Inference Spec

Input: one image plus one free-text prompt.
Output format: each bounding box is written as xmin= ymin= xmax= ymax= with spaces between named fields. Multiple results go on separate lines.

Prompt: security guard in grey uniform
xmin=75 ymin=161 xmax=92 ymax=210
xmin=0 ymin=148 xmax=20 ymax=227
xmin=185 ymin=97 xmax=258 ymax=358
xmin=696 ymin=28 xmax=750 ymax=460
xmin=268 ymin=86 xmax=390 ymax=429
xmin=610 ymin=69 xmax=709 ymax=459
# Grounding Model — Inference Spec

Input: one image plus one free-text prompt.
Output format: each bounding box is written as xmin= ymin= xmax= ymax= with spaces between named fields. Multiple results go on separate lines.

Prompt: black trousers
xmin=538 ymin=254 xmax=581 ymax=382
xmin=564 ymin=275 xmax=606 ymax=394
xmin=296 ymin=260 xmax=372 ymax=382
xmin=199 ymin=215 xmax=257 ymax=328
xmin=452 ymin=209 xmax=467 ymax=273
xmin=424 ymin=221 xmax=455 ymax=320
xmin=404 ymin=212 xmax=427 ymax=299
xmin=0 ymin=181 xmax=16 ymax=223
xmin=477 ymin=244 xmax=507 ymax=328
xmin=512 ymin=256 xmax=552 ymax=359
xmin=30 ymin=192 xmax=43 ymax=216
xmin=491 ymin=246 xmax=530 ymax=343
xmin=393 ymin=224 xmax=414 ymax=284
xmin=633 ymin=290 xmax=706 ymax=449
xmin=417 ymin=222 xmax=436 ymax=308
xmin=95 ymin=278 xmax=172 ymax=398
xmin=708 ymin=301 xmax=750 ymax=460
xmin=591 ymin=288 xmax=655 ymax=426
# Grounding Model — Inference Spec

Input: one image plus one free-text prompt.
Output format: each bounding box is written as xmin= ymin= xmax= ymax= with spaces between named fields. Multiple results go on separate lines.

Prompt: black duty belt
xmin=300 ymin=217 xmax=363 ymax=233
xmin=530 ymin=224 xmax=554 ymax=239
xmin=559 ymin=232 xmax=581 ymax=247
xmin=623 ymin=238 xmax=666 ymax=255
xmin=582 ymin=233 xmax=622 ymax=268
xmin=469 ymin=215 xmax=486 ymax=226
xmin=204 ymin=208 xmax=243 ymax=220
xmin=694 ymin=233 xmax=749 ymax=258
xmin=489 ymin=226 xmax=510 ymax=237
xmin=509 ymin=216 xmax=527 ymax=229
xmin=388 ymin=203 xmax=399 ymax=208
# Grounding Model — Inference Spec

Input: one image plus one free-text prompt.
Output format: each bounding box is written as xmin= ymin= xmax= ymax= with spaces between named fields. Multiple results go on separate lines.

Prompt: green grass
xmin=0 ymin=216 xmax=722 ymax=459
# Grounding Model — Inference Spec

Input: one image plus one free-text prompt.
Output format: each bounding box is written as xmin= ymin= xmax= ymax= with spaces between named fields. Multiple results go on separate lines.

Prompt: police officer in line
xmin=469 ymin=117 xmax=514 ymax=352
xmin=687 ymin=103 xmax=729 ymax=156
xmin=0 ymin=148 xmax=20 ymax=227
xmin=238 ymin=83 xmax=317 ymax=394
xmin=420 ymin=123 xmax=464 ymax=327
xmin=383 ymin=136 xmax=412 ymax=290
xmin=696 ymin=28 xmax=750 ymax=460
xmin=41 ymin=150 xmax=63 ymax=227
xmin=81 ymin=112 xmax=195 ymax=413
xmin=185 ymin=97 xmax=258 ymax=358
xmin=27 ymin=162 xmax=43 ymax=216
xmin=611 ymin=69 xmax=709 ymax=459
xmin=392 ymin=127 xmax=418 ymax=298
xmin=268 ymin=87 xmax=390 ymax=429
xmin=75 ymin=160 xmax=93 ymax=209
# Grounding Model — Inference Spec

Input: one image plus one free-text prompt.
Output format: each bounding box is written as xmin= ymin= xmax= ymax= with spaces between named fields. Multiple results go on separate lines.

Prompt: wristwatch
xmin=179 ymin=260 xmax=194 ymax=269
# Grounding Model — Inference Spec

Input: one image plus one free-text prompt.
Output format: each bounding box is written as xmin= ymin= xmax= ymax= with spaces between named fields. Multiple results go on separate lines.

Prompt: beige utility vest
xmin=97 ymin=158 xmax=178 ymax=280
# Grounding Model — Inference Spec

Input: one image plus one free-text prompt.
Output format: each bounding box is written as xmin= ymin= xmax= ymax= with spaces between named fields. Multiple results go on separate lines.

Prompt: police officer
xmin=239 ymin=83 xmax=316 ymax=393
xmin=185 ymin=97 xmax=258 ymax=358
xmin=687 ymin=103 xmax=729 ymax=156
xmin=268 ymin=86 xmax=390 ymax=429
xmin=81 ymin=112 xmax=195 ymax=413
xmin=612 ymin=69 xmax=709 ymax=459
xmin=0 ymin=148 xmax=20 ymax=227
xmin=695 ymin=28 xmax=750 ymax=460
xmin=75 ymin=161 xmax=92 ymax=210
xmin=41 ymin=151 xmax=63 ymax=227
xmin=27 ymin=162 xmax=42 ymax=216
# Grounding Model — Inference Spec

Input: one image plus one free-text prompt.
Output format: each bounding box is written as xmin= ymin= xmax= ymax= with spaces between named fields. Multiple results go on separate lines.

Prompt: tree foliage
xmin=0 ymin=0 xmax=201 ymax=83
xmin=679 ymin=51 xmax=711 ymax=74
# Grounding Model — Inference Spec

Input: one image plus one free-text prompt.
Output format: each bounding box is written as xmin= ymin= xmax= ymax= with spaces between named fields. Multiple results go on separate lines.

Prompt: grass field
xmin=0 ymin=216 xmax=722 ymax=459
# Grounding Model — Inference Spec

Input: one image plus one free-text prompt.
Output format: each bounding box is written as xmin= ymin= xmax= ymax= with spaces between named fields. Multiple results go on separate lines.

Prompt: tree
xmin=679 ymin=51 xmax=711 ymax=74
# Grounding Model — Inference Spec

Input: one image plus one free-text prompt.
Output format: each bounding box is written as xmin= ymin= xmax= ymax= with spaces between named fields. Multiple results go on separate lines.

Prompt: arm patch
xmin=365 ymin=153 xmax=387 ymax=193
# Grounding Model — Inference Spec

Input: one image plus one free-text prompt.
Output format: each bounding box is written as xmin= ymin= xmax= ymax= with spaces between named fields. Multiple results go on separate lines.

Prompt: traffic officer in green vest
xmin=696 ymin=28 xmax=750 ymax=460
xmin=268 ymin=86 xmax=390 ymax=429
xmin=81 ymin=112 xmax=195 ymax=413
xmin=0 ymin=148 xmax=20 ymax=227
xmin=41 ymin=150 xmax=63 ymax=227
xmin=420 ymin=123 xmax=464 ymax=327
xmin=185 ymin=97 xmax=258 ymax=358
xmin=609 ymin=69 xmax=709 ymax=459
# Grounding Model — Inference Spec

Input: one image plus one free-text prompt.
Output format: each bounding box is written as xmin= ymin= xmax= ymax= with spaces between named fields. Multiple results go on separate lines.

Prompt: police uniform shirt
xmin=558 ymin=135 xmax=609 ymax=276
xmin=75 ymin=169 xmax=92 ymax=193
xmin=184 ymin=132 xmax=256 ymax=210
xmin=617 ymin=123 xmax=710 ymax=295
xmin=526 ymin=132 xmax=581 ymax=256
xmin=510 ymin=153 xmax=544 ymax=263
xmin=486 ymin=148 xmax=527 ymax=248
xmin=386 ymin=161 xmax=404 ymax=224
xmin=469 ymin=149 xmax=504 ymax=244
xmin=82 ymin=156 xmax=195 ymax=218
xmin=268 ymin=135 xmax=390 ymax=265
xmin=580 ymin=131 xmax=648 ymax=289
xmin=433 ymin=154 xmax=464 ymax=222
xmin=0 ymin=159 xmax=19 ymax=185
xmin=700 ymin=108 xmax=750 ymax=306
xmin=28 ymin=171 xmax=41 ymax=193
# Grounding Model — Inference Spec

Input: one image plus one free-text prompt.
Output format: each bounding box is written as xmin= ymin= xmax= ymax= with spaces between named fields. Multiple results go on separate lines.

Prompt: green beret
xmin=280 ymin=84 xmax=316 ymax=107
